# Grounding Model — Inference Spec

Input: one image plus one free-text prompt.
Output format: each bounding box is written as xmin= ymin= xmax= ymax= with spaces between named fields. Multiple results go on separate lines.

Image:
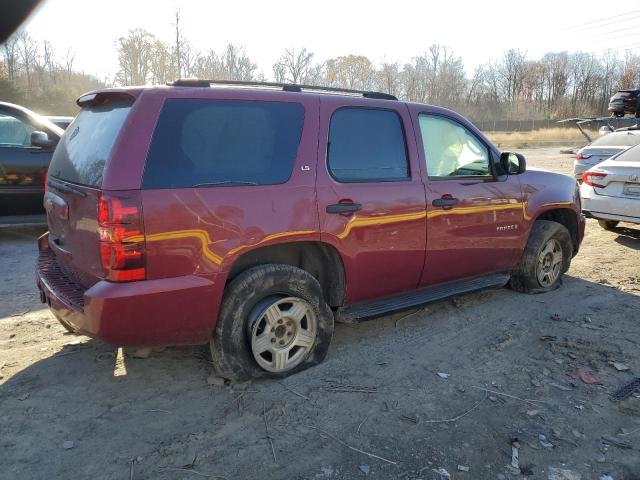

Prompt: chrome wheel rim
xmin=537 ymin=238 xmax=563 ymax=287
xmin=249 ymin=297 xmax=317 ymax=373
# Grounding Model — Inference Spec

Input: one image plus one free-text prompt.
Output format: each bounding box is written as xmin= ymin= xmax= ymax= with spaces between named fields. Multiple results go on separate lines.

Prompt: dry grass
xmin=485 ymin=128 xmax=590 ymax=148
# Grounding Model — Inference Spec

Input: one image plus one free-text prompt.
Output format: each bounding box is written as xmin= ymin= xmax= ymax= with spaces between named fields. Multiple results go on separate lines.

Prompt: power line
xmin=599 ymin=31 xmax=640 ymax=44
xmin=565 ymin=9 xmax=640 ymax=30
xmin=577 ymin=23 xmax=640 ymax=40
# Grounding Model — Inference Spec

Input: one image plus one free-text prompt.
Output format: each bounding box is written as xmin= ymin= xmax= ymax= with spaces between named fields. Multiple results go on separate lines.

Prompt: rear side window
xmin=49 ymin=101 xmax=131 ymax=187
xmin=142 ymin=99 xmax=304 ymax=189
xmin=328 ymin=108 xmax=409 ymax=182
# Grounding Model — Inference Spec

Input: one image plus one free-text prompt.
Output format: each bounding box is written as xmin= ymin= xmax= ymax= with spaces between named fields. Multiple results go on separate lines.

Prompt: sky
xmin=21 ymin=0 xmax=640 ymax=83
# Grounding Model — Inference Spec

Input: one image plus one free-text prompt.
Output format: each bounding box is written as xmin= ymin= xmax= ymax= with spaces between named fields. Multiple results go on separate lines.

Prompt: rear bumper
xmin=581 ymin=185 xmax=640 ymax=225
xmin=583 ymin=209 xmax=640 ymax=224
xmin=573 ymin=161 xmax=596 ymax=179
xmin=36 ymin=235 xmax=225 ymax=346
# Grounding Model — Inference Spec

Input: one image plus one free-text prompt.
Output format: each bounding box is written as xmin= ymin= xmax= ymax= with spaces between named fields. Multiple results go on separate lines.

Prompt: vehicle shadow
xmin=613 ymin=224 xmax=640 ymax=250
xmin=0 ymin=224 xmax=48 ymax=318
xmin=1 ymin=274 xmax=639 ymax=478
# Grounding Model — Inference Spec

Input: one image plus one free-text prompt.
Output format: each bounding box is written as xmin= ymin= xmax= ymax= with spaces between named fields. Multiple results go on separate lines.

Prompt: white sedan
xmin=574 ymin=130 xmax=640 ymax=180
xmin=581 ymin=144 xmax=640 ymax=229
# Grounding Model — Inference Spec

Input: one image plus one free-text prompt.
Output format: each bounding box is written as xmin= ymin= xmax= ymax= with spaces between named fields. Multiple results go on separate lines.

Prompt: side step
xmin=337 ymin=273 xmax=510 ymax=322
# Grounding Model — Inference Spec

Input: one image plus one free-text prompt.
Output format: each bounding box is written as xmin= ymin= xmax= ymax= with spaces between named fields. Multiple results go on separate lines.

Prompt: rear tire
xmin=598 ymin=219 xmax=619 ymax=230
xmin=210 ymin=264 xmax=334 ymax=381
xmin=510 ymin=220 xmax=573 ymax=294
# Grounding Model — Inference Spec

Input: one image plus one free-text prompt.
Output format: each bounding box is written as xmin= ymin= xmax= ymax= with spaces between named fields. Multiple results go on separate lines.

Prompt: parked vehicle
xmin=44 ymin=116 xmax=74 ymax=130
xmin=573 ymin=130 xmax=640 ymax=179
xmin=0 ymin=101 xmax=64 ymax=215
xmin=36 ymin=81 xmax=585 ymax=380
xmin=608 ymin=89 xmax=640 ymax=118
xmin=581 ymin=144 xmax=640 ymax=229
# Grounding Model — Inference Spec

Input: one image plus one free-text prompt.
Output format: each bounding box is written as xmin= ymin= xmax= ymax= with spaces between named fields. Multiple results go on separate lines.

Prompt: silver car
xmin=574 ymin=130 xmax=640 ymax=179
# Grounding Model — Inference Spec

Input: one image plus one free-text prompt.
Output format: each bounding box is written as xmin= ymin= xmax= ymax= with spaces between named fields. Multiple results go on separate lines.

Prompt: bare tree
xmin=16 ymin=30 xmax=38 ymax=91
xmin=376 ymin=61 xmax=401 ymax=96
xmin=116 ymin=29 xmax=155 ymax=85
xmin=173 ymin=10 xmax=183 ymax=78
xmin=273 ymin=48 xmax=314 ymax=84
xmin=2 ymin=35 xmax=19 ymax=80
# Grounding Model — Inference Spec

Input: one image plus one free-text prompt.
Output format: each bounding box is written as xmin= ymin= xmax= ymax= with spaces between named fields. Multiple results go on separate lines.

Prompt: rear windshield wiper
xmin=193 ymin=181 xmax=259 ymax=187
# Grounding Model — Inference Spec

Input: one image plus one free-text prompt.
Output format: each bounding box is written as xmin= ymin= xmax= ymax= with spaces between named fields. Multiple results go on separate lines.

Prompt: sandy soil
xmin=1 ymin=147 xmax=639 ymax=480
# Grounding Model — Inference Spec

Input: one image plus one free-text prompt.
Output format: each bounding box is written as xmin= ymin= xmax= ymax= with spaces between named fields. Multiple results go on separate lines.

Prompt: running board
xmin=337 ymin=273 xmax=510 ymax=322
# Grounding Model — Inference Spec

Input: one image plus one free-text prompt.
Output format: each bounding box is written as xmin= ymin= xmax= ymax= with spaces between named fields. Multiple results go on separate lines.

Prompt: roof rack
xmin=167 ymin=79 xmax=398 ymax=101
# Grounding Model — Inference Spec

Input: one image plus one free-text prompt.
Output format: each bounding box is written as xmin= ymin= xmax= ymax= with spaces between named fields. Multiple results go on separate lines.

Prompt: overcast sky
xmin=22 ymin=0 xmax=640 ymax=82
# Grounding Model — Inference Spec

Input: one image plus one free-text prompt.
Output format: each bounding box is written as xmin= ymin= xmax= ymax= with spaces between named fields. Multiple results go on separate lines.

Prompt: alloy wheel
xmin=536 ymin=238 xmax=563 ymax=287
xmin=249 ymin=296 xmax=317 ymax=373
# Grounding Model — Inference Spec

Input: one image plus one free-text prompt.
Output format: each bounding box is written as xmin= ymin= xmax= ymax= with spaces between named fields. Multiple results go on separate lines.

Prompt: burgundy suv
xmin=36 ymin=80 xmax=585 ymax=380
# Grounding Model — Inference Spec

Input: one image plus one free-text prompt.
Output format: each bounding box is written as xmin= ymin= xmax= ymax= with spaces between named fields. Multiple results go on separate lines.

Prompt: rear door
xmin=46 ymin=94 xmax=134 ymax=286
xmin=316 ymin=98 xmax=426 ymax=304
xmin=412 ymin=109 xmax=525 ymax=286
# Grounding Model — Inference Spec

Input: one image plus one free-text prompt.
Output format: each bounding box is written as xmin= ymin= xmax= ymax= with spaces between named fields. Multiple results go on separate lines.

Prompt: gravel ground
xmin=0 ymin=147 xmax=639 ymax=480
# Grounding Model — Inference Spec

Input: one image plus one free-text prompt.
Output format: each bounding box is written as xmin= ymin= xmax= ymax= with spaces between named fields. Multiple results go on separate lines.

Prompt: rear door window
xmin=142 ymin=99 xmax=305 ymax=189
xmin=327 ymin=107 xmax=409 ymax=182
xmin=49 ymin=101 xmax=132 ymax=187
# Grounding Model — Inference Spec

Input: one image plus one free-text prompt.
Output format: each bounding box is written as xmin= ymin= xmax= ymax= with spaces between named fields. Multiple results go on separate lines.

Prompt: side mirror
xmin=499 ymin=151 xmax=526 ymax=175
xmin=31 ymin=131 xmax=55 ymax=150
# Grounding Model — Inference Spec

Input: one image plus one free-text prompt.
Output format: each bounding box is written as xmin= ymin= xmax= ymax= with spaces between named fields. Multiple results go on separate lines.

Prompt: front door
xmin=0 ymin=110 xmax=48 ymax=213
xmin=414 ymin=111 xmax=525 ymax=286
xmin=316 ymin=98 xmax=427 ymax=304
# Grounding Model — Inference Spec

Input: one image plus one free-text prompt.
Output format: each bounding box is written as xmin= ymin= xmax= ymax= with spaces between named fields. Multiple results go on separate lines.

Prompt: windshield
xmin=48 ymin=102 xmax=131 ymax=187
xmin=589 ymin=133 xmax=640 ymax=148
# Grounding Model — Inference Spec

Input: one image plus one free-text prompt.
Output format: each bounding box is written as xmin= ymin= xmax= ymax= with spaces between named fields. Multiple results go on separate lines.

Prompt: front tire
xmin=598 ymin=219 xmax=619 ymax=230
xmin=210 ymin=264 xmax=334 ymax=381
xmin=510 ymin=220 xmax=573 ymax=293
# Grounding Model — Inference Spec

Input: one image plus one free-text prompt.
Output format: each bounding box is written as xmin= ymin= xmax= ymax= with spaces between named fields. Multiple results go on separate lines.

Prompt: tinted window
xmin=419 ymin=114 xmax=490 ymax=177
xmin=143 ymin=99 xmax=304 ymax=189
xmin=328 ymin=108 xmax=408 ymax=182
xmin=0 ymin=114 xmax=35 ymax=147
xmin=49 ymin=102 xmax=131 ymax=187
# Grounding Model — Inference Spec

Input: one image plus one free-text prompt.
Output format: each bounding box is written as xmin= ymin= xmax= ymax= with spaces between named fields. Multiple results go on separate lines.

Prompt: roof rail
xmin=167 ymin=79 xmax=398 ymax=101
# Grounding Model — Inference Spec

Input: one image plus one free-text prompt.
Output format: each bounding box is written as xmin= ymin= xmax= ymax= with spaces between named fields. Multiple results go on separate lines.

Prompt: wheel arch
xmin=226 ymin=241 xmax=346 ymax=308
xmin=532 ymin=207 xmax=580 ymax=255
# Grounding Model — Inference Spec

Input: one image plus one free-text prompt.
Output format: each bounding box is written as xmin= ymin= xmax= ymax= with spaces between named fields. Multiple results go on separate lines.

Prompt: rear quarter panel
xmin=133 ymin=90 xmax=322 ymax=280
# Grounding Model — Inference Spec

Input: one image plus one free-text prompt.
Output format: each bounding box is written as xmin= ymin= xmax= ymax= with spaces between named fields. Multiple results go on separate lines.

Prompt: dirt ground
xmin=1 ymin=147 xmax=639 ymax=480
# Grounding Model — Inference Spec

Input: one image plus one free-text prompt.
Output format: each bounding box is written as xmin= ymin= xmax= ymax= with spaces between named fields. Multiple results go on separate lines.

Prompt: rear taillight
xmin=582 ymin=171 xmax=607 ymax=188
xmin=98 ymin=194 xmax=145 ymax=282
xmin=576 ymin=152 xmax=591 ymax=160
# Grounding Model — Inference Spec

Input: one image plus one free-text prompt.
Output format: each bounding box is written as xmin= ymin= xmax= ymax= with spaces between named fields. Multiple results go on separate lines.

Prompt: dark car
xmin=608 ymin=89 xmax=640 ymax=117
xmin=44 ymin=116 xmax=75 ymax=130
xmin=0 ymin=101 xmax=64 ymax=214
xmin=36 ymin=81 xmax=585 ymax=380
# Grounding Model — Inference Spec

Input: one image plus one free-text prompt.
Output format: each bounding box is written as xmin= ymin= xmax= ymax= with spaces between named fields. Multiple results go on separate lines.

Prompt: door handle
xmin=432 ymin=197 xmax=459 ymax=207
xmin=326 ymin=203 xmax=362 ymax=214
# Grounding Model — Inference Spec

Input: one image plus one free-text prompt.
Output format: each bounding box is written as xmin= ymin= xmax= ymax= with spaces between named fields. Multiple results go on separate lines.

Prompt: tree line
xmin=0 ymin=30 xmax=105 ymax=115
xmin=2 ymin=18 xmax=640 ymax=121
